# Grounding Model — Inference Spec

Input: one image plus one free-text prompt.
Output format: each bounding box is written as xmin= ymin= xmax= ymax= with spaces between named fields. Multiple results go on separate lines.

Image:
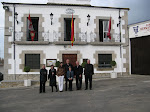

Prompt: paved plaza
xmin=1 ymin=75 xmax=150 ymax=112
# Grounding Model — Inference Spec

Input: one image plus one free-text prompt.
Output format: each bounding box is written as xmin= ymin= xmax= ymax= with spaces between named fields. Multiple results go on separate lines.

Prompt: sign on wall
xmin=65 ymin=8 xmax=75 ymax=14
xmin=46 ymin=59 xmax=57 ymax=67
xmin=129 ymin=21 xmax=150 ymax=38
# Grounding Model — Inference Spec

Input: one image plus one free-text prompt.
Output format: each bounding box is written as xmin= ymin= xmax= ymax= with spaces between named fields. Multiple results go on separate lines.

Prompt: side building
xmin=129 ymin=20 xmax=150 ymax=75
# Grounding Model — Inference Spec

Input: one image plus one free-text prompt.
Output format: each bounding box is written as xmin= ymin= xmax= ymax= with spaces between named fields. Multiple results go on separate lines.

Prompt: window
xmin=25 ymin=54 xmax=40 ymax=69
xmin=98 ymin=54 xmax=112 ymax=68
xmin=27 ymin=17 xmax=39 ymax=41
xmin=64 ymin=18 xmax=75 ymax=41
xmin=99 ymin=20 xmax=110 ymax=42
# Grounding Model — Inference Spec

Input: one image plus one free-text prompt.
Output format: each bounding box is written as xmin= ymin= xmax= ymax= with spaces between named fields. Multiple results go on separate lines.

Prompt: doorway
xmin=62 ymin=54 xmax=77 ymax=66
xmin=131 ymin=35 xmax=150 ymax=75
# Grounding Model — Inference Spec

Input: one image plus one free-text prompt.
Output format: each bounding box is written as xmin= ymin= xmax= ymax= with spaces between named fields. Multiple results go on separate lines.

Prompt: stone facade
xmin=4 ymin=10 xmax=12 ymax=80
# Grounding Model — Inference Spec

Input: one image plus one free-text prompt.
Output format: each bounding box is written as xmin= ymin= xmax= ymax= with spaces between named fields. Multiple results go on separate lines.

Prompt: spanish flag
xmin=71 ymin=14 xmax=74 ymax=46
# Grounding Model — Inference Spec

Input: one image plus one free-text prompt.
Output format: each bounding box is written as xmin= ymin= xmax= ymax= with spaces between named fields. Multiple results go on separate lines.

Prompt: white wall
xmin=10 ymin=45 xmax=122 ymax=75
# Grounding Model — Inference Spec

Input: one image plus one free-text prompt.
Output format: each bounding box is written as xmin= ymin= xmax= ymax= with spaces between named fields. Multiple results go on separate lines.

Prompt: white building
xmin=129 ymin=20 xmax=150 ymax=75
xmin=2 ymin=0 xmax=129 ymax=80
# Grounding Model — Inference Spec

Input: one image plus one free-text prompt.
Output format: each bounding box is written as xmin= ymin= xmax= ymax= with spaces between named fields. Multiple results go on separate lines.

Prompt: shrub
xmin=81 ymin=62 xmax=87 ymax=68
xmin=55 ymin=61 xmax=60 ymax=67
xmin=110 ymin=61 xmax=116 ymax=67
xmin=24 ymin=66 xmax=30 ymax=72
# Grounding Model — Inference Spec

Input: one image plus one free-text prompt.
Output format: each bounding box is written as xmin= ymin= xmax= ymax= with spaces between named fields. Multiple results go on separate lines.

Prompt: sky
xmin=0 ymin=0 xmax=150 ymax=58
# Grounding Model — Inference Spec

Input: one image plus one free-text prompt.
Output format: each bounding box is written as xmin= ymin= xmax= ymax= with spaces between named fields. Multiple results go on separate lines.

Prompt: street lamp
xmin=3 ymin=6 xmax=9 ymax=11
xmin=87 ymin=14 xmax=90 ymax=26
xmin=50 ymin=13 xmax=53 ymax=25
xmin=117 ymin=15 xmax=121 ymax=27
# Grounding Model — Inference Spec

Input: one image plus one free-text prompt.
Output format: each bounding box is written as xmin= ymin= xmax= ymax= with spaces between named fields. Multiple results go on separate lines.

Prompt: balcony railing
xmin=13 ymin=31 xmax=122 ymax=45
xmin=15 ymin=32 xmax=49 ymax=42
xmin=53 ymin=31 xmax=87 ymax=42
xmin=90 ymin=32 xmax=121 ymax=43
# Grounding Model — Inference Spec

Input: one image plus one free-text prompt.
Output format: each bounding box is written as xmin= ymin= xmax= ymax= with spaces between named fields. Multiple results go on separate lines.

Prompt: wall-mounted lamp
xmin=50 ymin=13 xmax=53 ymax=25
xmin=14 ymin=12 xmax=19 ymax=24
xmin=87 ymin=14 xmax=90 ymax=26
xmin=3 ymin=6 xmax=9 ymax=11
xmin=117 ymin=16 xmax=121 ymax=27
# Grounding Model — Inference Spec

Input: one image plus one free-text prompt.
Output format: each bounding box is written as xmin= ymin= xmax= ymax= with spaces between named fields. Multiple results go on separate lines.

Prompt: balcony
xmin=90 ymin=32 xmax=122 ymax=46
xmin=53 ymin=31 xmax=87 ymax=45
xmin=14 ymin=31 xmax=122 ymax=46
xmin=14 ymin=32 xmax=50 ymax=45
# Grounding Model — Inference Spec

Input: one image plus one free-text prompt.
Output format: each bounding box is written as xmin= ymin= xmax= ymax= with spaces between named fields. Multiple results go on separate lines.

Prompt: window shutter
xmin=99 ymin=20 xmax=103 ymax=42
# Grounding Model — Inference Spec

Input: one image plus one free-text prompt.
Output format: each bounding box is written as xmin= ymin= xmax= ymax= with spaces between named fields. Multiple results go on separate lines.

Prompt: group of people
xmin=39 ymin=59 xmax=94 ymax=93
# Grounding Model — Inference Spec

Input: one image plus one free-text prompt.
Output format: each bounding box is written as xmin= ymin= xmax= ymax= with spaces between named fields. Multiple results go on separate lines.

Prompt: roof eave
xmin=1 ymin=2 xmax=130 ymax=10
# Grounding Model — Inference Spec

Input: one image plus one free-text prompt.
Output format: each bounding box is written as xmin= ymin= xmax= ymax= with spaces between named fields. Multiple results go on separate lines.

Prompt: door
xmin=131 ymin=35 xmax=150 ymax=75
xmin=62 ymin=54 xmax=77 ymax=67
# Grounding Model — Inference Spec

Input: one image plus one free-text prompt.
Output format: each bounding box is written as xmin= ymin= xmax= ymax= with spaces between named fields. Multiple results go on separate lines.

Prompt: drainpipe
xmin=13 ymin=4 xmax=16 ymax=80
xmin=118 ymin=9 xmax=123 ymax=76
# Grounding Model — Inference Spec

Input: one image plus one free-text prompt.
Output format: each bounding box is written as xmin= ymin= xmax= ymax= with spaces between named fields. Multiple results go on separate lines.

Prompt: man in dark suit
xmin=74 ymin=61 xmax=83 ymax=90
xmin=40 ymin=65 xmax=47 ymax=93
xmin=64 ymin=59 xmax=73 ymax=91
xmin=84 ymin=60 xmax=94 ymax=90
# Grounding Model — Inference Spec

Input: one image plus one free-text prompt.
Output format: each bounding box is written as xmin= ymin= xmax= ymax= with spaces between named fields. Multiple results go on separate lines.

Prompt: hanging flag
xmin=28 ymin=13 xmax=35 ymax=41
xmin=70 ymin=14 xmax=74 ymax=46
xmin=107 ymin=17 xmax=111 ymax=40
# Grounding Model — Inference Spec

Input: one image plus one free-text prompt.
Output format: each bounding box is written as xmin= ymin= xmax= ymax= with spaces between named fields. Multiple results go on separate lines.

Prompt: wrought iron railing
xmin=14 ymin=31 xmax=121 ymax=43
xmin=15 ymin=31 xmax=49 ymax=42
xmin=90 ymin=32 xmax=121 ymax=42
xmin=53 ymin=31 xmax=87 ymax=42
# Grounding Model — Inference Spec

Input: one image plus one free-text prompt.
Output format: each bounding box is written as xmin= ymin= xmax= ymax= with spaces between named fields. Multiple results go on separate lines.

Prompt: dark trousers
xmin=65 ymin=77 xmax=68 ymax=91
xmin=68 ymin=80 xmax=73 ymax=91
xmin=76 ymin=76 xmax=82 ymax=90
xmin=40 ymin=81 xmax=46 ymax=93
xmin=85 ymin=75 xmax=92 ymax=89
xmin=51 ymin=85 xmax=57 ymax=92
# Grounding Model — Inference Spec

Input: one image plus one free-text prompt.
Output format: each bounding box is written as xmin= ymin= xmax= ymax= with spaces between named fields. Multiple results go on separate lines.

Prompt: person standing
xmin=64 ymin=59 xmax=73 ymax=91
xmin=67 ymin=66 xmax=74 ymax=91
xmin=48 ymin=65 xmax=58 ymax=92
xmin=56 ymin=62 xmax=65 ymax=92
xmin=84 ymin=60 xmax=94 ymax=90
xmin=40 ymin=65 xmax=47 ymax=93
xmin=74 ymin=61 xmax=83 ymax=90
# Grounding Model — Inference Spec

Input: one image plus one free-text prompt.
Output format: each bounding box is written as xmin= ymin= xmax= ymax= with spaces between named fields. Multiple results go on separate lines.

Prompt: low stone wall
xmin=16 ymin=74 xmax=40 ymax=80
xmin=3 ymin=73 xmax=130 ymax=81
xmin=0 ymin=73 xmax=131 ymax=88
xmin=3 ymin=74 xmax=40 ymax=81
xmin=0 ymin=81 xmax=24 ymax=88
